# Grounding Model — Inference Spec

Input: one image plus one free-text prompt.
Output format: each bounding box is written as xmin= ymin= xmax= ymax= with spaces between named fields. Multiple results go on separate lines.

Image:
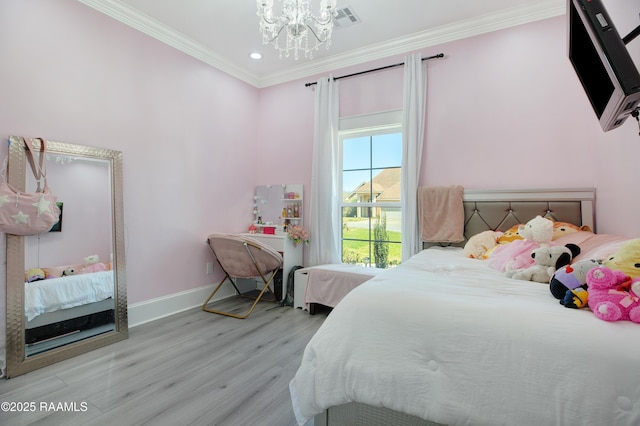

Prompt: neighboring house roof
xmin=351 ymin=182 xmax=384 ymax=196
xmin=348 ymin=168 xmax=401 ymax=202
xmin=372 ymin=168 xmax=400 ymax=190
xmin=377 ymin=182 xmax=400 ymax=202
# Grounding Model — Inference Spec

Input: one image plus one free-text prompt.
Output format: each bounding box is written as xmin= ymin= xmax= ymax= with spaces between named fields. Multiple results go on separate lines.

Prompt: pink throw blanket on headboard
xmin=419 ymin=185 xmax=465 ymax=243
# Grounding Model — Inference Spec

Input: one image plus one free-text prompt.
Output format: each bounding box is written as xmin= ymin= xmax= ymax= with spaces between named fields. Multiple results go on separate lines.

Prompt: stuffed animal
xmin=501 ymin=224 xmax=525 ymax=243
xmin=483 ymin=224 xmax=524 ymax=258
xmin=552 ymin=221 xmax=593 ymax=240
xmin=549 ymin=258 xmax=601 ymax=302
xmin=84 ymin=262 xmax=108 ymax=273
xmin=62 ymin=267 xmax=76 ymax=276
xmin=489 ymin=216 xmax=555 ymax=272
xmin=518 ymin=215 xmax=555 ymax=246
xmin=463 ymin=230 xmax=502 ymax=259
xmin=505 ymin=243 xmax=580 ymax=283
xmin=83 ymin=254 xmax=108 ymax=273
xmin=26 ymin=268 xmax=45 ymax=283
xmin=84 ymin=255 xmax=100 ymax=265
xmin=561 ymin=287 xmax=590 ymax=309
xmin=603 ymin=239 xmax=640 ymax=279
xmin=586 ymin=266 xmax=640 ymax=322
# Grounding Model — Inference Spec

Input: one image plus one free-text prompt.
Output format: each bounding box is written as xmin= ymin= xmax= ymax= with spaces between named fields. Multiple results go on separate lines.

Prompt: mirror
xmin=5 ymin=136 xmax=127 ymax=378
xmin=254 ymin=184 xmax=285 ymax=225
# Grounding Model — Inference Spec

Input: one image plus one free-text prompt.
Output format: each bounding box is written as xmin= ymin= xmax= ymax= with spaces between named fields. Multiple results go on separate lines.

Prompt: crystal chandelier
xmin=256 ymin=0 xmax=338 ymax=60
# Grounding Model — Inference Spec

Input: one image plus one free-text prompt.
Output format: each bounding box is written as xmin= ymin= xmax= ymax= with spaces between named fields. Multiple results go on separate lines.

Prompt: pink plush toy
xmin=82 ymin=255 xmax=109 ymax=274
xmin=586 ymin=266 xmax=640 ymax=323
xmin=83 ymin=262 xmax=108 ymax=273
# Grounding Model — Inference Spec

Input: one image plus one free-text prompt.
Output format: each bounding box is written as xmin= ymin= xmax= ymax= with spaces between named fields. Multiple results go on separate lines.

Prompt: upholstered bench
xmin=294 ymin=264 xmax=383 ymax=314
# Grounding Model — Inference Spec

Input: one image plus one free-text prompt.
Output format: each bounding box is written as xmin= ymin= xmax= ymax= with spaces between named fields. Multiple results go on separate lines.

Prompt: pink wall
xmin=422 ymin=16 xmax=600 ymax=189
xmin=259 ymin=15 xmax=640 ymax=238
xmin=0 ymin=0 xmax=260 ymax=304
xmin=423 ymin=13 xmax=639 ymax=236
xmin=1 ymin=0 xmax=640 ymax=312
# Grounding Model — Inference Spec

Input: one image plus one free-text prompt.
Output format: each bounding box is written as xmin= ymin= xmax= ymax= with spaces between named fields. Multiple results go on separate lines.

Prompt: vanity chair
xmin=203 ymin=233 xmax=283 ymax=319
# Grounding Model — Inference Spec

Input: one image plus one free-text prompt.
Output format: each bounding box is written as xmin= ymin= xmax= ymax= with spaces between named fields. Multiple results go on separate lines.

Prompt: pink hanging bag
xmin=0 ymin=137 xmax=61 ymax=235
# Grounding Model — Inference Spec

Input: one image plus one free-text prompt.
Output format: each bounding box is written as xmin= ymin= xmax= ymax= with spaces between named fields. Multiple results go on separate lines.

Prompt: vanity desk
xmin=240 ymin=232 xmax=303 ymax=301
xmin=243 ymin=183 xmax=305 ymax=301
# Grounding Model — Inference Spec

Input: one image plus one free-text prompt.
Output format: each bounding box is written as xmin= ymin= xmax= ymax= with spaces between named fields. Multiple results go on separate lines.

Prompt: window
xmin=340 ymin=127 xmax=402 ymax=268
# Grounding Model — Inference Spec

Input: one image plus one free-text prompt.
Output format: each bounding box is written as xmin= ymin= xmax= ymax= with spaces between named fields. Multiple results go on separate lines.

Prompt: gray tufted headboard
xmin=423 ymin=188 xmax=596 ymax=248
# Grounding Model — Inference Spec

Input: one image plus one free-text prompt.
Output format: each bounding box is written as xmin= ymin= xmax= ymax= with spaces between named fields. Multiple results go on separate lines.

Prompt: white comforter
xmin=25 ymin=270 xmax=114 ymax=321
xmin=290 ymin=247 xmax=640 ymax=426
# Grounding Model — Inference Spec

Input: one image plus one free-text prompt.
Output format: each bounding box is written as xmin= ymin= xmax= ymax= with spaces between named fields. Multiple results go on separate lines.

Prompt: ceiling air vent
xmin=333 ymin=6 xmax=361 ymax=29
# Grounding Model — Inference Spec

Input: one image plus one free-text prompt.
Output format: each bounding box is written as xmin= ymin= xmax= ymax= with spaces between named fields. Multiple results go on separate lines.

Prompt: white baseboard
xmin=127 ymin=283 xmax=236 ymax=327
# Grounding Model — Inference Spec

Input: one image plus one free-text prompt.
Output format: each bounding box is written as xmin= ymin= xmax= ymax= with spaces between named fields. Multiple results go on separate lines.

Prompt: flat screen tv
xmin=568 ymin=0 xmax=640 ymax=132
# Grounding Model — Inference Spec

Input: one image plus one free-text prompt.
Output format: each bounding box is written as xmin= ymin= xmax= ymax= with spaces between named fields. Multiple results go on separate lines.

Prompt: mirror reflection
xmin=5 ymin=136 xmax=128 ymax=378
xmin=24 ymin=154 xmax=115 ymax=357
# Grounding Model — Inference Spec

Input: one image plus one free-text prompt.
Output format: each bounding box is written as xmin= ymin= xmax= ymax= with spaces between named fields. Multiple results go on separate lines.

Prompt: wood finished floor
xmin=0 ymin=298 xmax=329 ymax=426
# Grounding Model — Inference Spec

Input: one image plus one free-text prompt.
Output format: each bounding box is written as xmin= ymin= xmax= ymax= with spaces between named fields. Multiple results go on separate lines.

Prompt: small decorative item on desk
xmin=248 ymin=223 xmax=257 ymax=234
xmin=287 ymin=225 xmax=310 ymax=247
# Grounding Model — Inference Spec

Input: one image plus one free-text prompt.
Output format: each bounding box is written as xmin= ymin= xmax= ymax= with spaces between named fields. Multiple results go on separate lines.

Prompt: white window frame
xmin=339 ymin=110 xmax=403 ymax=266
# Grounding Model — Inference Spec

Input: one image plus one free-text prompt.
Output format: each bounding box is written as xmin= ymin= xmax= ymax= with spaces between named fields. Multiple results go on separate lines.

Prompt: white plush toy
xmin=506 ymin=244 xmax=581 ymax=283
xmin=84 ymin=255 xmax=100 ymax=264
xmin=517 ymin=215 xmax=554 ymax=247
xmin=490 ymin=215 xmax=555 ymax=272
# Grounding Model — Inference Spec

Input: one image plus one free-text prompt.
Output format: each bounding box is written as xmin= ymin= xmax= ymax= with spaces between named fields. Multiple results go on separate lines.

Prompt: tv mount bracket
xmin=623 ymin=23 xmax=640 ymax=45
xmin=626 ymin=16 xmax=640 ymax=135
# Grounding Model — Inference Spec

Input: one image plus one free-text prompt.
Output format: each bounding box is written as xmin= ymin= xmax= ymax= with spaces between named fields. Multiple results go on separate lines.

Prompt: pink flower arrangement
xmin=287 ymin=225 xmax=310 ymax=247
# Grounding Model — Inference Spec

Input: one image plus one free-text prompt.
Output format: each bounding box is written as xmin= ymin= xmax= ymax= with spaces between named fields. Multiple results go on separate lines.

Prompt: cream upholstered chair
xmin=203 ymin=233 xmax=283 ymax=319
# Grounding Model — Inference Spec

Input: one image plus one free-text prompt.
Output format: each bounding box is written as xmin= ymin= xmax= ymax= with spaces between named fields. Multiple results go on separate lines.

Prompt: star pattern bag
xmin=0 ymin=137 xmax=61 ymax=235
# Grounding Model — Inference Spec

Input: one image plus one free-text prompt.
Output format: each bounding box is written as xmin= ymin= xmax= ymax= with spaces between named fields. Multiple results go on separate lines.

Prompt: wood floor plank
xmin=0 ymin=298 xmax=327 ymax=426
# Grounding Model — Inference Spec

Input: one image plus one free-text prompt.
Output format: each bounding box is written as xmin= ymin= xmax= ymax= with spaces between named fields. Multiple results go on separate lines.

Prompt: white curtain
xmin=309 ymin=77 xmax=341 ymax=266
xmin=401 ymin=53 xmax=427 ymax=261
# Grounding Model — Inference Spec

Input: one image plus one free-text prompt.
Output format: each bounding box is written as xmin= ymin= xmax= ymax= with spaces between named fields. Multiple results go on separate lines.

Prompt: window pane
xmin=340 ymin=128 xmax=402 ymax=269
xmin=343 ymin=170 xmax=371 ymax=202
xmin=373 ymin=242 xmax=402 ymax=268
xmin=370 ymin=167 xmax=401 ymax=203
xmin=343 ymin=136 xmax=370 ymax=170
xmin=341 ymin=206 xmax=401 ymax=268
xmin=342 ymin=239 xmax=372 ymax=266
xmin=372 ymin=133 xmax=401 ymax=169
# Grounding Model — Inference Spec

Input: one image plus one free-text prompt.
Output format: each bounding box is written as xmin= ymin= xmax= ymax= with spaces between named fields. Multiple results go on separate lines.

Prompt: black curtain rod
xmin=304 ymin=53 xmax=444 ymax=87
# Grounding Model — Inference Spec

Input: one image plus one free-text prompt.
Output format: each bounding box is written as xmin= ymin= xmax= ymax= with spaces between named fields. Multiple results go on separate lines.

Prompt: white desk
xmin=240 ymin=233 xmax=303 ymax=301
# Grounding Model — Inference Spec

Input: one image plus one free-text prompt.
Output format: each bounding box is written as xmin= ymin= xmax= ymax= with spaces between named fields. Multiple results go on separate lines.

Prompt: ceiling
xmin=77 ymin=0 xmax=566 ymax=88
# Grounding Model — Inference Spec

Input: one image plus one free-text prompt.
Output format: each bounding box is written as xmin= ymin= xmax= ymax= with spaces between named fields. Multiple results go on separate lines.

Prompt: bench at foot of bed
xmin=296 ymin=264 xmax=383 ymax=314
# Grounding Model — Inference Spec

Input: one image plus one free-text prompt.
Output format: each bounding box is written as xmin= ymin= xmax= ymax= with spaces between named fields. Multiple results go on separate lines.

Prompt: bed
xmin=24 ymin=268 xmax=115 ymax=355
xmin=289 ymin=188 xmax=640 ymax=426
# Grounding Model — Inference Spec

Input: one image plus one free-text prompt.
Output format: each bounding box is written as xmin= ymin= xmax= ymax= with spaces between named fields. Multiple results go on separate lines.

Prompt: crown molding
xmin=77 ymin=0 xmax=261 ymax=87
xmin=77 ymin=0 xmax=565 ymax=89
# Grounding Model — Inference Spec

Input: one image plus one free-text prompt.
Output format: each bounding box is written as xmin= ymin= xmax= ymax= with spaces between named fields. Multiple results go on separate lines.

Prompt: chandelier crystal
xmin=256 ymin=0 xmax=338 ymax=60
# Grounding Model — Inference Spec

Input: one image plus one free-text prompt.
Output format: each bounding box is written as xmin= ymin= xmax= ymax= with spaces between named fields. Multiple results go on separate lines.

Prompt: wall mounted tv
xmin=568 ymin=0 xmax=640 ymax=132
